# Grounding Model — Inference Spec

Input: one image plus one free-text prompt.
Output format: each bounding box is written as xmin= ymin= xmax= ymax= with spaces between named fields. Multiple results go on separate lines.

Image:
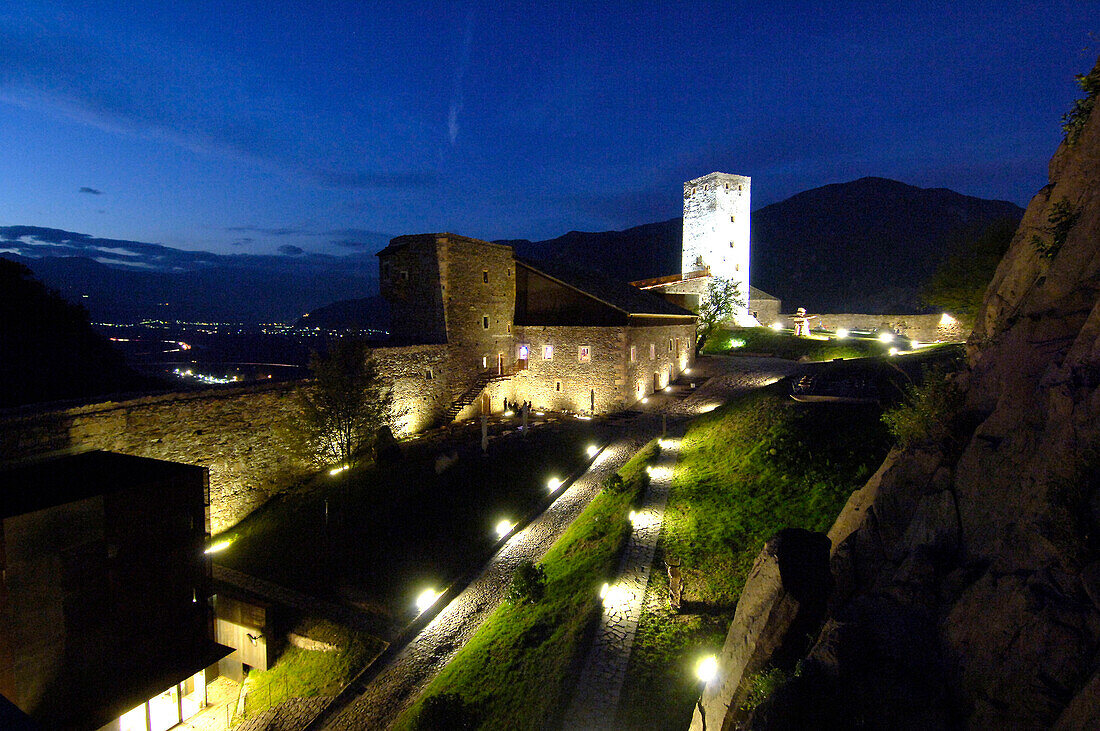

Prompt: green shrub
xmin=604 ymin=473 xmax=627 ymax=492
xmin=1032 ymin=198 xmax=1080 ymax=259
xmin=882 ymin=370 xmax=962 ymax=447
xmin=415 ymin=693 xmax=478 ymax=730
xmin=506 ymin=560 xmax=547 ymax=605
xmin=740 ymin=667 xmax=789 ymax=713
xmin=1062 ymin=69 xmax=1100 ymax=145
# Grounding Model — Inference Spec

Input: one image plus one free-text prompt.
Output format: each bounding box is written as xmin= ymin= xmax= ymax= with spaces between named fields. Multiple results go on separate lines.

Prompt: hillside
xmin=506 ymin=178 xmax=1023 ymax=314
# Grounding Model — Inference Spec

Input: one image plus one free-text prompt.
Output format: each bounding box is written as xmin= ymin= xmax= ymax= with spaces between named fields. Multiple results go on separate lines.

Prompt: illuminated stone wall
xmin=512 ymin=322 xmax=695 ymax=412
xmin=373 ymin=343 xmax=452 ymax=434
xmin=775 ymin=312 xmax=966 ymax=342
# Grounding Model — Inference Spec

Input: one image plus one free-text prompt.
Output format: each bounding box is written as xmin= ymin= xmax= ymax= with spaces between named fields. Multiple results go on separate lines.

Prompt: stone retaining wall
xmin=776 ymin=312 xmax=966 ymax=342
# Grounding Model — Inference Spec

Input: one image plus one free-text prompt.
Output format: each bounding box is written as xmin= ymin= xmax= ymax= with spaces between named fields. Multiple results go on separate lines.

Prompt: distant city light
xmin=415 ymin=588 xmax=439 ymax=613
xmin=204 ymin=539 xmax=232 ymax=554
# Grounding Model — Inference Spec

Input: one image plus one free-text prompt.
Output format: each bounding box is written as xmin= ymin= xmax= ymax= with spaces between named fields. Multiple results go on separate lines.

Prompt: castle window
xmin=556 ymin=381 xmax=562 ymax=392
xmin=578 ymin=346 xmax=591 ymax=363
xmin=730 ymin=241 xmax=734 ymax=248
xmin=425 ymin=368 xmax=433 ymax=380
xmin=725 ymin=183 xmax=730 ymax=190
xmin=675 ymin=338 xmax=681 ymax=355
xmin=507 ymin=323 xmax=512 ymax=334
xmin=482 ymin=356 xmax=488 ymax=368
xmin=730 ymin=215 xmax=735 ymax=222
xmin=543 ymin=344 xmax=554 ymax=360
xmin=650 ymin=343 xmax=656 ymax=359
xmin=738 ymin=185 xmax=742 ymax=191
xmin=483 ymin=269 xmax=489 ymax=283
xmin=400 ymin=270 xmax=409 ymax=281
xmin=668 ymin=339 xmax=673 ymax=352
xmin=630 ymin=345 xmax=636 ymax=362
xmin=483 ymin=315 xmax=490 ymax=329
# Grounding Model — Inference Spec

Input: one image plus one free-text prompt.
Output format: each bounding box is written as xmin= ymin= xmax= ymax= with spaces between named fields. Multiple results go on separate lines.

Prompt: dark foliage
xmin=415 ymin=693 xmax=479 ymax=730
xmin=920 ymin=218 xmax=1017 ymax=327
xmin=0 ymin=259 xmax=154 ymax=408
xmin=506 ymin=560 xmax=548 ymax=605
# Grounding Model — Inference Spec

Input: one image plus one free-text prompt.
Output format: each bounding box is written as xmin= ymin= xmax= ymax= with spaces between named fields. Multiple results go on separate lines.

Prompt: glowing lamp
xmin=940 ymin=312 xmax=957 ymax=326
xmin=663 ymin=386 xmax=671 ymax=392
xmin=600 ymin=582 xmax=610 ymax=600
xmin=770 ymin=321 xmax=783 ymax=331
xmin=504 ymin=410 xmax=514 ymax=417
xmin=547 ymin=477 xmax=562 ymax=491
xmin=204 ymin=539 xmax=232 ymax=554
xmin=587 ymin=445 xmax=599 ymax=457
xmin=696 ymin=655 xmax=718 ymax=684
xmin=888 ymin=347 xmax=899 ymax=356
xmin=641 ymin=397 xmax=649 ymax=404
xmin=328 ymin=465 xmax=349 ymax=476
xmin=495 ymin=519 xmax=514 ymax=539
xmin=684 ymin=368 xmax=692 ymax=375
xmin=415 ymin=588 xmax=439 ymax=613
xmin=835 ymin=328 xmax=849 ymax=339
xmin=877 ymin=332 xmax=895 ymax=343
xmin=629 ymin=510 xmax=639 ymax=526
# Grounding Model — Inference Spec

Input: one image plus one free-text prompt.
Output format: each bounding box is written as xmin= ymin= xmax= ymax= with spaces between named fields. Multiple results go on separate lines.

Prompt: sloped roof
xmin=516 ymin=257 xmax=695 ymax=318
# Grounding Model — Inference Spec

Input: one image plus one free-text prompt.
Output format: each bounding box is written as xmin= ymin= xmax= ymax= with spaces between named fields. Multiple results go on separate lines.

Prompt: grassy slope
xmin=704 ymin=326 xmax=891 ymax=360
xmin=617 ymin=385 xmax=890 ymax=729
xmin=242 ymin=623 xmax=383 ymax=716
xmin=392 ymin=441 xmax=660 ymax=731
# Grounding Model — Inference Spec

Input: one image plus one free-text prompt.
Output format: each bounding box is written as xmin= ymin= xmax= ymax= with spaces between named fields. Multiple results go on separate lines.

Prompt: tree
xmin=694 ymin=276 xmax=744 ymax=355
xmin=296 ymin=339 xmax=393 ymax=467
xmin=919 ymin=219 xmax=1016 ymax=330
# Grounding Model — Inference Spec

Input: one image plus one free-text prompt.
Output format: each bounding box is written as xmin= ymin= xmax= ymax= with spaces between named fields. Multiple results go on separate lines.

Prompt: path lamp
xmin=415 ymin=588 xmax=439 ymax=614
xmin=495 ymin=519 xmax=514 ymax=540
xmin=586 ymin=444 xmax=599 ymax=457
xmin=695 ymin=654 xmax=718 ymax=730
xmin=835 ymin=327 xmax=849 ymax=339
xmin=547 ymin=476 xmax=562 ymax=492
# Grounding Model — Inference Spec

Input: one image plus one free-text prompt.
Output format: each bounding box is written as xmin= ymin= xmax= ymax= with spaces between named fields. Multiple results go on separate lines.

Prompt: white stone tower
xmin=682 ymin=172 xmax=751 ymax=320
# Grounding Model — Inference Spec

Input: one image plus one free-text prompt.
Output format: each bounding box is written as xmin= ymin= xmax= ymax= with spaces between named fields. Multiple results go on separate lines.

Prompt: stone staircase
xmin=444 ymin=371 xmax=509 ymax=420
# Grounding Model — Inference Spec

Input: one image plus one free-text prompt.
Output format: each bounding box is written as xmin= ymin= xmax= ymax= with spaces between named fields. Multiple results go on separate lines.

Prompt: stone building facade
xmin=682 ymin=172 xmax=752 ymax=321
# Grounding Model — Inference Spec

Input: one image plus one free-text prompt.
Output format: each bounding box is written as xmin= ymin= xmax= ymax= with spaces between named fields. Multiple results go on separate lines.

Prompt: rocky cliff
xmin=694 ymin=58 xmax=1100 ymax=729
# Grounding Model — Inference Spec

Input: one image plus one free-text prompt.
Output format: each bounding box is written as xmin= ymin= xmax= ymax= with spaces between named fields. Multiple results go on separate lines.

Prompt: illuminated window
xmin=483 ymin=315 xmax=490 ymax=329
xmin=482 ymin=356 xmax=488 ymax=368
xmin=483 ymin=269 xmax=489 ymax=283
xmin=543 ymin=344 xmax=553 ymax=360
xmin=650 ymin=343 xmax=656 ymax=359
xmin=578 ymin=346 xmax=591 ymax=363
xmin=518 ymin=345 xmax=529 ymax=360
xmin=630 ymin=345 xmax=636 ymax=362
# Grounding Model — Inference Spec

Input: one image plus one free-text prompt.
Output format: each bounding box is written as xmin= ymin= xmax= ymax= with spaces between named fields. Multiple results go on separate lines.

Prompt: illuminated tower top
xmin=682 ymin=172 xmax=750 ymax=317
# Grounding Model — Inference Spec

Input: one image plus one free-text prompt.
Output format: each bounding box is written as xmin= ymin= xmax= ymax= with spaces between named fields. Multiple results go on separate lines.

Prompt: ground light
xmin=587 ymin=444 xmax=599 ymax=457
xmin=495 ymin=519 xmax=514 ymax=539
xmin=328 ymin=464 xmax=349 ymax=476
xmin=770 ymin=321 xmax=784 ymax=331
xmin=641 ymin=397 xmax=649 ymax=404
xmin=695 ymin=654 xmax=719 ymax=730
xmin=878 ymin=331 xmax=895 ymax=343
xmin=835 ymin=327 xmax=849 ymax=339
xmin=415 ymin=588 xmax=439 ymax=613
xmin=204 ymin=539 xmax=232 ymax=554
xmin=547 ymin=476 xmax=562 ymax=491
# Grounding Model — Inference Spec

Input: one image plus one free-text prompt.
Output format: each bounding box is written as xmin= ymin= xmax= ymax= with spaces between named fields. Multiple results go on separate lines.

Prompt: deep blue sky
xmin=0 ymin=1 xmax=1095 ymax=257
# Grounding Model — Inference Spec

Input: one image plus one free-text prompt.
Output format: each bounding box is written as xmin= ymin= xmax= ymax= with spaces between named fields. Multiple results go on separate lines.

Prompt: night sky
xmin=0 ymin=1 xmax=1095 ymax=257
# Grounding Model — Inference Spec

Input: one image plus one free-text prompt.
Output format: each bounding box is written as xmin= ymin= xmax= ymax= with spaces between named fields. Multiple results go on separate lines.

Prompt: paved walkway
xmin=317 ymin=427 xmax=659 ymax=730
xmin=561 ymin=426 xmax=684 ymax=729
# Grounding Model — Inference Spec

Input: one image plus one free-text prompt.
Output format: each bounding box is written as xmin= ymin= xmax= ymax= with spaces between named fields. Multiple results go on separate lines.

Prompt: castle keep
xmin=376 ymin=233 xmax=697 ymax=424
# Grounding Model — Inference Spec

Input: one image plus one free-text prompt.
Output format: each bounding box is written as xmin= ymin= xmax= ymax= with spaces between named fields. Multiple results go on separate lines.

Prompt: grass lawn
xmin=616 ymin=384 xmax=891 ymax=729
xmin=704 ymin=326 xmax=905 ymax=360
xmin=391 ymin=440 xmax=660 ymax=731
xmin=241 ymin=620 xmax=383 ymax=717
xmin=215 ymin=419 xmax=612 ymax=631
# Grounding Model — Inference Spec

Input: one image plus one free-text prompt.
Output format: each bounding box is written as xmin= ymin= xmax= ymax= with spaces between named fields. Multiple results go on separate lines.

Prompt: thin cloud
xmin=225 ymin=226 xmax=306 ymax=236
xmin=448 ymin=6 xmax=477 ymax=146
xmin=78 ymin=186 xmax=103 ymax=195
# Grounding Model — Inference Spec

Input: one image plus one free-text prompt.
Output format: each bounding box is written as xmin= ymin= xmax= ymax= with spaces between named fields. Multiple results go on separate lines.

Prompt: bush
xmin=604 ymin=473 xmax=627 ymax=492
xmin=506 ymin=560 xmax=547 ymax=605
xmin=1062 ymin=68 xmax=1099 ymax=145
xmin=881 ymin=369 xmax=962 ymax=448
xmin=415 ymin=693 xmax=478 ymax=730
xmin=740 ymin=667 xmax=789 ymax=713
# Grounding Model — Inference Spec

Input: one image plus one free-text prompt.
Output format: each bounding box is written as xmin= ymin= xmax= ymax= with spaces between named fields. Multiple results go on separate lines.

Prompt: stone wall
xmin=683 ymin=172 xmax=751 ymax=318
xmin=774 ymin=311 xmax=966 ymax=342
xmin=0 ymin=382 xmax=308 ymax=534
xmin=374 ymin=343 xmax=452 ymax=434
xmin=512 ymin=322 xmax=695 ymax=412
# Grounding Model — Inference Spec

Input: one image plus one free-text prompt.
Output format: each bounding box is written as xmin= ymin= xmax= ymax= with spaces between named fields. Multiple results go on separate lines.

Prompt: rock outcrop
xmin=712 ymin=57 xmax=1100 ymax=729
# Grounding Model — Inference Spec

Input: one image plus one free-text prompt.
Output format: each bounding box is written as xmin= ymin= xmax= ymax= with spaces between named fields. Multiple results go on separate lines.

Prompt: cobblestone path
xmin=318 ymin=427 xmax=659 ymax=730
xmin=561 ymin=426 xmax=684 ymax=729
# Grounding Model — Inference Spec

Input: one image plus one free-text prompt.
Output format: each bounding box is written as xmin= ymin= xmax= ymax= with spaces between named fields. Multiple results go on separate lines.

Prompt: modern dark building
xmin=0 ymin=451 xmax=231 ymax=730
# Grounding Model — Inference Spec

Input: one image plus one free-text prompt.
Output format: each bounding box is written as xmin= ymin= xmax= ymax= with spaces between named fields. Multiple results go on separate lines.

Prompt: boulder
xmin=689 ymin=528 xmax=832 ymax=731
